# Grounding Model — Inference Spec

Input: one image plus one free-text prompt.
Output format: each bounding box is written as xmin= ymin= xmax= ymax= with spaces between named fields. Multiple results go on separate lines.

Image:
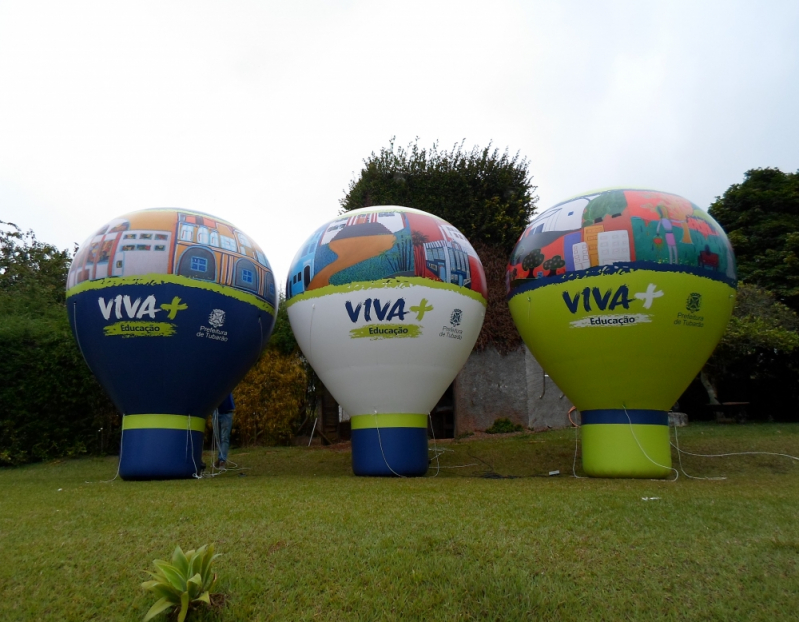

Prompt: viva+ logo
xmin=98 ymin=295 xmax=189 ymax=321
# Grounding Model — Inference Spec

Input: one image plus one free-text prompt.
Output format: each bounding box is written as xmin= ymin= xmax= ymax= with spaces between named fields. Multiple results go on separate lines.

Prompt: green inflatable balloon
xmin=507 ymin=189 xmax=736 ymax=477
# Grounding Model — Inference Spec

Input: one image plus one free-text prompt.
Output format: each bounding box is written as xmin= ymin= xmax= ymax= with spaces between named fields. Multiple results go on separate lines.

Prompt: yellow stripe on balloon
xmin=122 ymin=414 xmax=207 ymax=433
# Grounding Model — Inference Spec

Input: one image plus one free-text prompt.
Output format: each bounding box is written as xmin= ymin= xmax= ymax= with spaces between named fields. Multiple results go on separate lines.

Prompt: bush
xmin=0 ymin=312 xmax=118 ymax=465
xmin=485 ymin=418 xmax=523 ymax=434
xmin=341 ymin=138 xmax=538 ymax=253
xmin=232 ymin=349 xmax=307 ymax=446
xmin=0 ymin=222 xmax=118 ymax=465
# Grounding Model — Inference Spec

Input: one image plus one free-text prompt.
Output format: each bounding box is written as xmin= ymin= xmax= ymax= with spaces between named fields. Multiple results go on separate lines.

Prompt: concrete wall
xmin=454 ymin=345 xmax=573 ymax=434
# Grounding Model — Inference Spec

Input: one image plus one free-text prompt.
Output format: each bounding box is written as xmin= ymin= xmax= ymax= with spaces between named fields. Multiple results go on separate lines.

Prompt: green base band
xmin=350 ymin=414 xmax=428 ymax=430
xmin=582 ymin=424 xmax=672 ymax=478
xmin=122 ymin=414 xmax=207 ymax=433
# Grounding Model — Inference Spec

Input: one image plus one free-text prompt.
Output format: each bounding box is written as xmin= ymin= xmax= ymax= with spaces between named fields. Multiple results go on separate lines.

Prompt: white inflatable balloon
xmin=286 ymin=206 xmax=487 ymax=475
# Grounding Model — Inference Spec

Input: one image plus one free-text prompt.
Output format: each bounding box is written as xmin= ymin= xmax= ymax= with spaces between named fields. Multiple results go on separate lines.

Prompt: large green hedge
xmin=0 ymin=222 xmax=118 ymax=465
xmin=0 ymin=312 xmax=118 ymax=465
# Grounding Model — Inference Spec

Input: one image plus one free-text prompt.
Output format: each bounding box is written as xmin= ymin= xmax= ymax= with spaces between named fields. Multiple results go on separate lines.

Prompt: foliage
xmin=714 ymin=283 xmax=799 ymax=362
xmin=0 ymin=221 xmax=71 ymax=311
xmin=0 ymin=314 xmax=119 ymax=465
xmin=267 ymin=296 xmax=298 ymax=356
xmin=141 ymin=544 xmax=220 ymax=622
xmin=700 ymin=283 xmax=799 ymax=418
xmin=472 ymin=241 xmax=523 ymax=353
xmin=0 ymin=222 xmax=119 ymax=465
xmin=484 ymin=417 xmax=523 ymax=434
xmin=709 ymin=168 xmax=799 ymax=310
xmin=341 ymin=138 xmax=538 ymax=252
xmin=233 ymin=348 xmax=307 ymax=446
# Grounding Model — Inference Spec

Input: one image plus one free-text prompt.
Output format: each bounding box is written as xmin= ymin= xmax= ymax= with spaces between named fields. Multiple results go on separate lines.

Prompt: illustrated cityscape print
xmin=67 ymin=208 xmax=277 ymax=304
xmin=286 ymin=209 xmax=488 ymax=300
xmin=507 ymin=189 xmax=737 ymax=292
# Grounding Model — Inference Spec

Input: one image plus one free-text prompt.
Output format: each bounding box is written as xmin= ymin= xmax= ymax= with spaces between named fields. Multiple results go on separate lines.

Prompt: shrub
xmin=0 ymin=222 xmax=119 ymax=465
xmin=0 ymin=312 xmax=118 ymax=465
xmin=485 ymin=418 xmax=523 ymax=434
xmin=141 ymin=544 xmax=220 ymax=622
xmin=233 ymin=349 xmax=307 ymax=446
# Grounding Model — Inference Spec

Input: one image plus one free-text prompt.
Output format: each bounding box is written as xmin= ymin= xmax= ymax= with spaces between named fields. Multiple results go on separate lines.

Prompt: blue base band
xmin=119 ymin=428 xmax=204 ymax=480
xmin=581 ymin=409 xmax=668 ymax=426
xmin=351 ymin=428 xmax=429 ymax=477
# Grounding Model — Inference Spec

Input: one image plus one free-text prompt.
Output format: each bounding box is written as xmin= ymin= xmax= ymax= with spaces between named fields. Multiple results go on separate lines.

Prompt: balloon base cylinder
xmin=350 ymin=414 xmax=429 ymax=477
xmin=119 ymin=414 xmax=206 ymax=480
xmin=580 ymin=410 xmax=672 ymax=478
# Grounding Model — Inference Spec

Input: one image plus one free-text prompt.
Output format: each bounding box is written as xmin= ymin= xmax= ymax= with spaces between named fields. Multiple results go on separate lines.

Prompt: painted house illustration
xmin=422 ymin=224 xmax=473 ymax=288
xmin=174 ymin=213 xmax=275 ymax=301
xmin=596 ymin=230 xmax=631 ymax=265
xmin=68 ymin=220 xmax=172 ymax=288
xmin=286 ymin=211 xmax=409 ymax=298
xmin=319 ymin=211 xmax=406 ymax=246
xmin=287 ymin=226 xmax=325 ymax=299
xmin=68 ymin=211 xmax=275 ymax=303
xmin=523 ymin=199 xmax=587 ymax=235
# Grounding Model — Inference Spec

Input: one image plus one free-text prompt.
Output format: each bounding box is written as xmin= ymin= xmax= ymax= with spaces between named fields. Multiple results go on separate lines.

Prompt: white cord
xmin=188 ymin=415 xmax=202 ymax=480
xmin=85 ymin=417 xmax=123 ymax=484
xmin=572 ymin=424 xmax=587 ymax=479
xmin=428 ymin=412 xmax=440 ymax=477
xmin=670 ymin=424 xmax=799 ymax=479
xmin=671 ymin=425 xmax=726 ymax=480
xmin=425 ymin=443 xmax=480 ymax=470
xmin=622 ymin=405 xmax=679 ymax=481
xmin=374 ymin=411 xmax=405 ymax=478
xmin=201 ymin=409 xmax=241 ymax=478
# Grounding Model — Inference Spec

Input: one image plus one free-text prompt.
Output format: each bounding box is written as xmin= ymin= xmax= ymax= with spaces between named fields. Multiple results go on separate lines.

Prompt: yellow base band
xmin=350 ymin=414 xmax=428 ymax=430
xmin=122 ymin=414 xmax=206 ymax=433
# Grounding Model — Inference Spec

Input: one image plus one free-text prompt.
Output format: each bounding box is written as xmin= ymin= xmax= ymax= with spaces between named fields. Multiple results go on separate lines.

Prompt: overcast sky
xmin=1 ymin=0 xmax=797 ymax=283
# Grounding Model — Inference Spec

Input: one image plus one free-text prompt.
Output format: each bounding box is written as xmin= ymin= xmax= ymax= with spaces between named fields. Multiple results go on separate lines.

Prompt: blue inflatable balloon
xmin=67 ymin=208 xmax=276 ymax=479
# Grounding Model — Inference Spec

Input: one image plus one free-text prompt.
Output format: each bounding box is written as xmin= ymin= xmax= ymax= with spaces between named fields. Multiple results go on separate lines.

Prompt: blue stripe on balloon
xmin=507 ymin=260 xmax=737 ymax=301
xmin=581 ymin=409 xmax=668 ymax=426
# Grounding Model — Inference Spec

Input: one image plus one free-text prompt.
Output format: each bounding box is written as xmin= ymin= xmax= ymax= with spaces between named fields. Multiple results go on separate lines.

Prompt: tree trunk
xmin=700 ymin=371 xmax=720 ymax=405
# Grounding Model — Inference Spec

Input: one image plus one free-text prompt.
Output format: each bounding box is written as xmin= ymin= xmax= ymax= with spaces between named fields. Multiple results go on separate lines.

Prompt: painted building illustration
xmin=596 ymin=229 xmax=631 ymax=265
xmin=286 ymin=208 xmax=488 ymax=301
xmin=507 ymin=189 xmax=736 ymax=289
xmin=68 ymin=209 xmax=276 ymax=303
xmin=287 ymin=224 xmax=325 ymax=299
xmin=421 ymin=225 xmax=473 ymax=288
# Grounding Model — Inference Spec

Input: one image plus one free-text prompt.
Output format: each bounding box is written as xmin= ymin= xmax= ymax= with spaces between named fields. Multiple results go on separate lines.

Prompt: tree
xmin=0 ymin=222 xmax=117 ymax=465
xmin=232 ymin=349 xmax=307 ymax=446
xmin=541 ymin=255 xmax=565 ymax=277
xmin=522 ymin=249 xmax=544 ymax=277
xmin=582 ymin=191 xmax=627 ymax=226
xmin=341 ymin=138 xmax=538 ymax=353
xmin=341 ymin=138 xmax=538 ymax=252
xmin=694 ymin=283 xmax=799 ymax=419
xmin=709 ymin=168 xmax=799 ymax=310
xmin=0 ymin=221 xmax=71 ymax=314
xmin=268 ymin=296 xmax=299 ymax=356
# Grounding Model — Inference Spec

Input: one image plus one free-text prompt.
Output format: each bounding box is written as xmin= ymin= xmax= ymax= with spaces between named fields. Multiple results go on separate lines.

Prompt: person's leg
xmin=217 ymin=412 xmax=233 ymax=465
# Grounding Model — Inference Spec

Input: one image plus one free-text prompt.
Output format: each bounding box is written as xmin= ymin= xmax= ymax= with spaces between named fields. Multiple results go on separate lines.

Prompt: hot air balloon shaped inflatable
xmin=286 ymin=206 xmax=487 ymax=476
xmin=67 ymin=208 xmax=277 ymax=479
xmin=507 ymin=189 xmax=736 ymax=478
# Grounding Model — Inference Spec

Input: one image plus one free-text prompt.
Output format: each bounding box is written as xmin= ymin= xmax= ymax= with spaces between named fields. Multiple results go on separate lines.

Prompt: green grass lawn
xmin=2 ymin=423 xmax=798 ymax=621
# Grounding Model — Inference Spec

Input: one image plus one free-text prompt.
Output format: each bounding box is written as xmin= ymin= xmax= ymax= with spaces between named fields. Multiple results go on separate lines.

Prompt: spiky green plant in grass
xmin=141 ymin=544 xmax=220 ymax=622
